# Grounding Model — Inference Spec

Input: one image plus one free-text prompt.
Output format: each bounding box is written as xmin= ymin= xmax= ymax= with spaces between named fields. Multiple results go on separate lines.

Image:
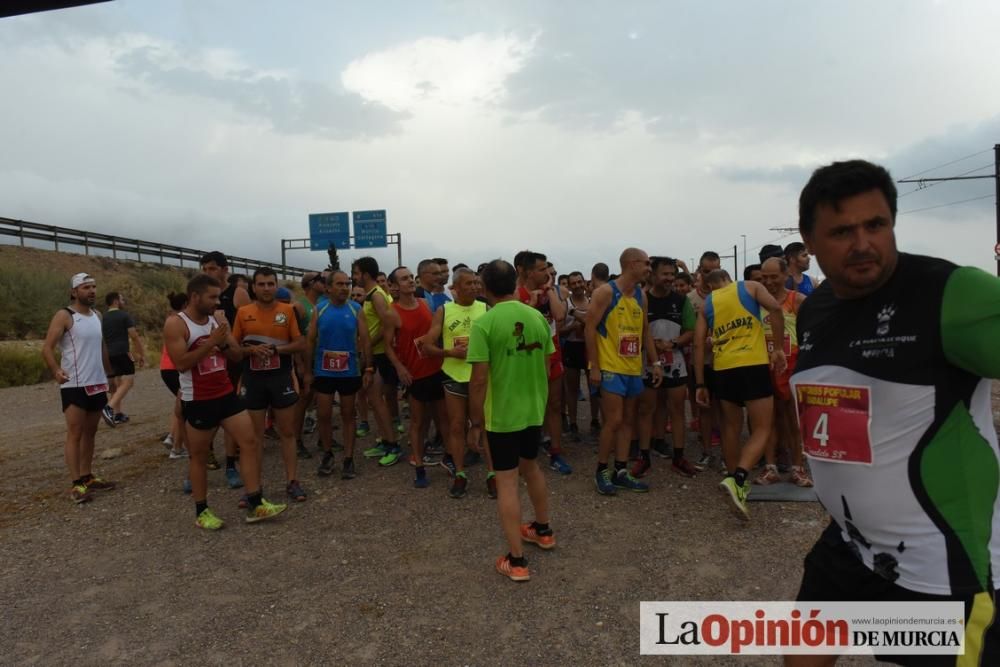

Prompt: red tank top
xmin=392 ymin=300 xmax=442 ymax=381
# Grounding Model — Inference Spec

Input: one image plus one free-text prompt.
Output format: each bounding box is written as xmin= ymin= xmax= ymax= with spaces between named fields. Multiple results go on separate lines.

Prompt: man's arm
xmin=41 ymin=310 xmax=71 ymax=383
xmin=233 ymin=286 xmax=251 ymax=309
xmin=127 ymin=326 xmax=146 ymax=367
xmin=414 ymin=307 xmax=451 ymax=357
xmin=164 ymin=315 xmax=234 ymax=372
xmin=357 ymin=310 xmax=373 ymax=379
xmin=380 ymin=312 xmax=411 ymax=385
xmin=584 ymin=285 xmax=612 ymax=385
xmin=748 ymin=281 xmax=786 ymax=372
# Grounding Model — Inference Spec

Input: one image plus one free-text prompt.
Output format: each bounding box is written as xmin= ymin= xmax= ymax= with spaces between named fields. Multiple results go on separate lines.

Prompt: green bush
xmin=0 ymin=346 xmax=53 ymax=388
xmin=0 ymin=266 xmax=69 ymax=338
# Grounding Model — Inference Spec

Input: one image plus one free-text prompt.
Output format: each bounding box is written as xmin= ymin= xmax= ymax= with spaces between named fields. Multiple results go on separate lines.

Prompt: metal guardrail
xmin=0 ymin=216 xmax=317 ymax=279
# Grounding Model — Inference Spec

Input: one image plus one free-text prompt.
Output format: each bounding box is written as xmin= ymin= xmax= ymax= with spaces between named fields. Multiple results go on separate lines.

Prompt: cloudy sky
xmin=2 ymin=0 xmax=998 ymax=277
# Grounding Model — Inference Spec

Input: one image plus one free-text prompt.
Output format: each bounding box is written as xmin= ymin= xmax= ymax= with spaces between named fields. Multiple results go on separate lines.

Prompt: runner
xmin=755 ymin=256 xmax=812 ymax=487
xmin=303 ymin=270 xmax=371 ymax=481
xmin=382 ymin=267 xmax=449 ymax=488
xmin=292 ymin=271 xmax=327 ymax=458
xmin=467 ymin=259 xmax=556 ymax=582
xmin=352 ymin=257 xmax=402 ymax=463
xmin=415 ymin=267 xmax=494 ymax=498
xmin=559 ymin=271 xmax=598 ymax=442
xmin=783 ymin=241 xmax=817 ymax=296
xmin=101 ymin=291 xmax=145 ymax=426
xmin=787 ymin=159 xmax=1000 ymax=665
xmin=514 ymin=250 xmax=572 ymax=475
xmin=694 ymin=269 xmax=786 ymax=520
xmin=162 ymin=273 xmax=286 ymax=529
xmin=633 ymin=257 xmax=698 ymax=478
xmin=41 ymin=273 xmax=117 ymax=503
xmin=585 ymin=248 xmax=663 ymax=495
xmin=232 ymin=268 xmax=307 ymax=503
xmin=160 ymin=291 xmax=188 ymax=460
xmin=687 ymin=251 xmax=723 ymax=469
xmin=199 ymin=252 xmax=250 ymax=473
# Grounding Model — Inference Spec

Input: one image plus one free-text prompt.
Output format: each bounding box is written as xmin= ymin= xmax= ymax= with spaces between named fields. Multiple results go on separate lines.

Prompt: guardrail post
xmin=19 ymin=222 xmax=25 ymax=247
xmin=84 ymin=232 xmax=90 ymax=255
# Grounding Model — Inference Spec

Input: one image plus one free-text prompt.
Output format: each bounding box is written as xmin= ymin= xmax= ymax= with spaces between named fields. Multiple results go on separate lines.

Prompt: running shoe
xmin=183 ymin=479 xmax=192 ymax=494
xmin=549 ymin=454 xmax=572 ymax=475
xmin=318 ymin=451 xmax=336 ymax=476
xmin=355 ymin=421 xmax=370 ymax=437
xmin=414 ymin=469 xmax=429 ymax=489
xmin=303 ymin=412 xmax=317 ymax=434
xmin=394 ymin=417 xmax=405 ymax=434
xmin=595 ymin=468 xmax=617 ymax=495
xmin=630 ymin=457 xmax=651 ymax=479
xmin=113 ymin=413 xmax=129 ymax=424
xmin=693 ymin=453 xmax=713 ymax=471
xmin=85 ymin=475 xmax=116 ymax=491
xmin=286 ymin=480 xmax=307 ymax=502
xmin=296 ymin=440 xmax=313 ymax=459
xmin=449 ymin=474 xmax=468 ymax=499
xmin=363 ymin=440 xmax=390 ymax=458
xmin=672 ymin=458 xmax=699 ymax=478
xmin=169 ymin=449 xmax=188 ymax=460
xmin=379 ymin=445 xmax=402 ymax=467
xmin=520 ymin=523 xmax=556 ymax=550
xmin=652 ymin=440 xmax=672 ymax=459
xmin=341 ymin=458 xmax=356 ymax=480
xmin=486 ymin=472 xmax=497 ymax=499
xmin=195 ymin=508 xmax=224 ymax=531
xmin=424 ymin=440 xmax=445 ymax=457
xmin=162 ymin=434 xmax=174 ymax=449
xmin=225 ymin=467 xmax=244 ymax=489
xmin=540 ymin=437 xmax=552 ymax=454
xmin=245 ymin=498 xmax=288 ymax=523
xmin=441 ymin=454 xmax=457 ymax=478
xmin=613 ymin=469 xmax=649 ymax=492
xmin=719 ymin=477 xmax=750 ymax=520
xmin=101 ymin=405 xmax=116 ymax=428
xmin=206 ymin=450 xmax=220 ymax=470
xmin=790 ymin=466 xmax=814 ymax=488
xmin=753 ymin=464 xmax=781 ymax=486
xmin=495 ymin=555 xmax=530 ymax=582
xmin=70 ymin=483 xmax=92 ymax=504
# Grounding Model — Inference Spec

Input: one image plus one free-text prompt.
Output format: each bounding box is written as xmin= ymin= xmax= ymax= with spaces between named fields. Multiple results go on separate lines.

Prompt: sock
xmin=733 ymin=467 xmax=749 ymax=486
xmin=614 ymin=460 xmax=627 ymax=473
xmin=673 ymin=448 xmax=684 ymax=463
xmin=531 ymin=521 xmax=552 ymax=535
xmin=195 ymin=501 xmax=208 ymax=517
xmin=486 ymin=470 xmax=496 ymax=480
xmin=641 ymin=449 xmax=651 ymax=463
xmin=247 ymin=491 xmax=262 ymax=509
xmin=507 ymin=552 xmax=527 ymax=567
xmin=596 ymin=462 xmax=608 ymax=473
xmin=225 ymin=456 xmax=237 ymax=470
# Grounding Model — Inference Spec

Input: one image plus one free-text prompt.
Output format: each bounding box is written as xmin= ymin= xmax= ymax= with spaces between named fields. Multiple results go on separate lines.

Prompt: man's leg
xmin=107 ymin=374 xmax=135 ymax=414
xmin=719 ymin=399 xmax=744 ymax=474
xmin=520 ymin=457 xmax=550 ymax=526
xmin=544 ymin=376 xmax=565 ymax=460
xmin=246 ymin=410 xmax=268 ymax=487
xmin=633 ymin=387 xmax=657 ymax=477
xmin=273 ymin=405 xmax=299 ymax=484
xmin=315 ymin=392 xmax=335 ymax=453
xmin=185 ymin=423 xmax=218 ymax=504
xmin=495 ymin=467 xmax=522 ymax=557
xmin=563 ymin=368 xmax=581 ymax=430
xmin=408 ymin=396 xmax=428 ymax=485
xmin=444 ymin=391 xmax=468 ymax=474
xmin=598 ymin=391 xmax=624 ymax=464
xmin=369 ymin=373 xmax=396 ymax=446
xmin=338 ymin=393 xmax=358 ymax=460
xmin=63 ymin=405 xmax=85 ymax=482
xmin=220 ymin=412 xmax=263 ymax=496
xmin=667 ymin=385 xmax=693 ymax=468
xmin=614 ymin=396 xmax=639 ymax=463
xmin=737 ymin=396 xmax=774 ymax=472
xmin=77 ymin=409 xmax=101 ymax=478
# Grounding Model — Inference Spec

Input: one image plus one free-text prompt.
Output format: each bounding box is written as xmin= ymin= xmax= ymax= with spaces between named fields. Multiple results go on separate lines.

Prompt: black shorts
xmin=373 ymin=353 xmax=398 ymax=385
xmin=487 ymin=425 xmax=542 ymax=472
xmin=61 ymin=386 xmax=109 ymax=413
xmin=643 ymin=370 xmax=687 ymax=390
xmin=713 ymin=364 xmax=772 ymax=405
xmin=562 ymin=340 xmax=587 ymax=370
xmin=239 ymin=372 xmax=299 ymax=411
xmin=798 ymin=522 xmax=1000 ymax=666
xmin=442 ymin=378 xmax=469 ymax=397
xmin=410 ymin=372 xmax=445 ymax=403
xmin=160 ymin=370 xmax=180 ymax=397
xmin=313 ymin=375 xmax=362 ymax=396
xmin=108 ymin=354 xmax=135 ymax=378
xmin=182 ymin=391 xmax=245 ymax=431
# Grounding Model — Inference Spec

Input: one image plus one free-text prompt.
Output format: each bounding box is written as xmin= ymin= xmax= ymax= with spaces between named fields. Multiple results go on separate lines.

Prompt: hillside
xmin=0 ymin=244 xmax=306 ymax=386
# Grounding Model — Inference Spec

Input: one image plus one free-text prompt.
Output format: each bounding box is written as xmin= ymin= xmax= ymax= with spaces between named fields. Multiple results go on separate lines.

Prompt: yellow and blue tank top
xmin=596 ymin=281 xmax=645 ymax=376
xmin=363 ymin=285 xmax=393 ymax=354
xmin=441 ymin=300 xmax=487 ymax=383
xmin=704 ymin=282 xmax=769 ymax=371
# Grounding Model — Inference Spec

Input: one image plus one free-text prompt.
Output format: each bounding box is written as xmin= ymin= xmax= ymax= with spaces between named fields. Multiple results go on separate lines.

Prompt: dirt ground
xmin=3 ymin=373 xmax=997 ymax=666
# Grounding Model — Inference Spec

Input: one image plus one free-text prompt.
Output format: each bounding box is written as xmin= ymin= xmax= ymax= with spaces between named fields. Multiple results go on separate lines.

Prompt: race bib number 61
xmin=795 ymin=383 xmax=873 ymax=465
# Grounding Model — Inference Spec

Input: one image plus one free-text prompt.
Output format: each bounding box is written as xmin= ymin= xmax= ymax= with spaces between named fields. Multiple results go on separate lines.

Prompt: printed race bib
xmin=197 ymin=352 xmax=226 ymax=376
xmin=795 ymin=383 xmax=872 ymax=465
xmin=84 ymin=383 xmax=109 ymax=396
xmin=766 ymin=333 xmax=792 ymax=356
xmin=250 ymin=353 xmax=281 ymax=372
xmin=321 ymin=350 xmax=349 ymax=373
xmin=618 ymin=333 xmax=640 ymax=358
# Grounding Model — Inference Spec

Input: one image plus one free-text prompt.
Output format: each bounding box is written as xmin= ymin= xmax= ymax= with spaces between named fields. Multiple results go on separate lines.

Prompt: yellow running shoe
xmin=245 ymin=498 xmax=287 ymax=523
xmin=195 ymin=508 xmax=224 ymax=531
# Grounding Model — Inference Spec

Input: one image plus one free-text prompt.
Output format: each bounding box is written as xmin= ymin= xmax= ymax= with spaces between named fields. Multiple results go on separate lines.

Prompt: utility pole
xmin=898 ymin=144 xmax=999 ymax=277
xmin=740 ymin=234 xmax=747 ymax=267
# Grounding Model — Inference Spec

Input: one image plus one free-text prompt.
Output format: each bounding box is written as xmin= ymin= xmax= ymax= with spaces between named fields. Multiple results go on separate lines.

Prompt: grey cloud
xmin=114 ymin=44 xmax=408 ymax=140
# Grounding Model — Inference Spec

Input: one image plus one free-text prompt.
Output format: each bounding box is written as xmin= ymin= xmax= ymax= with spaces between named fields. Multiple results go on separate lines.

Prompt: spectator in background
xmin=743 ymin=264 xmax=762 ymax=282
xmin=102 ymin=291 xmax=145 ymax=426
xmin=784 ymin=241 xmax=817 ymax=296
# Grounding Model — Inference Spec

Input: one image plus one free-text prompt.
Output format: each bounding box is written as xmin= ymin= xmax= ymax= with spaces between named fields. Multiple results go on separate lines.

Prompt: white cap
xmin=71 ymin=273 xmax=95 ymax=289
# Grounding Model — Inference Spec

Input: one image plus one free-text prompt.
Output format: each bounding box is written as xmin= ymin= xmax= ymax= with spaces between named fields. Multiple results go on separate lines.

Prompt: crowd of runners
xmin=38 ymin=158 xmax=1000 ymax=664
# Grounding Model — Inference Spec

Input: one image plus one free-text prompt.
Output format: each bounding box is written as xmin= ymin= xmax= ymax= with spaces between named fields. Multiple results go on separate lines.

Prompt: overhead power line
xmin=899 ymin=194 xmax=995 ymax=216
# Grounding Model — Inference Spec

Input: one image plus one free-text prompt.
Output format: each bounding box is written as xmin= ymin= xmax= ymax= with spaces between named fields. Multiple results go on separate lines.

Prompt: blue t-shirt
xmin=786 ymin=273 xmax=815 ymax=296
xmin=313 ymin=300 xmax=361 ymax=377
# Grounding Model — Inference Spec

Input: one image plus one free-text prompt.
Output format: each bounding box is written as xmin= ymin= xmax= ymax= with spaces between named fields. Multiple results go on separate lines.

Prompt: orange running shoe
xmin=495 ymin=555 xmax=530 ymax=582
xmin=520 ymin=523 xmax=556 ymax=550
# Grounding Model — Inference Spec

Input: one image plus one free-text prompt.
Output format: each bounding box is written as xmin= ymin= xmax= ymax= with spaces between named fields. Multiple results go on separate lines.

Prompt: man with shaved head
xmin=585 ymin=247 xmax=663 ymax=495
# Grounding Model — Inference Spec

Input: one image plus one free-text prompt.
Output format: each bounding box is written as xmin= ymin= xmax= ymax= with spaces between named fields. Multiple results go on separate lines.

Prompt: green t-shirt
xmin=465 ymin=300 xmax=555 ymax=433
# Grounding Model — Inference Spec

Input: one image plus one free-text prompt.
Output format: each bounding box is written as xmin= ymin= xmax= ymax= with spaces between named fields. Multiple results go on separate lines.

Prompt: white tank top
xmin=59 ymin=307 xmax=107 ymax=388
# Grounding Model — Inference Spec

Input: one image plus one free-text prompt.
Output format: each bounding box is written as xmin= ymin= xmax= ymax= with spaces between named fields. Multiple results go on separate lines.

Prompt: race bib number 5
xmin=619 ymin=333 xmax=640 ymax=358
xmin=795 ymin=383 xmax=873 ymax=464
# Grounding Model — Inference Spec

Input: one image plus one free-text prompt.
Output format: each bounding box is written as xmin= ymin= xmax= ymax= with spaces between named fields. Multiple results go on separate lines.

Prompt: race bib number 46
xmin=619 ymin=333 xmax=640 ymax=358
xmin=795 ymin=383 xmax=872 ymax=465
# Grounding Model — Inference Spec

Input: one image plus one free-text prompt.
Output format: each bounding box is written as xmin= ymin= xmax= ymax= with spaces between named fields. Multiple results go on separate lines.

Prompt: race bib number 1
xmin=795 ymin=383 xmax=873 ymax=464
xmin=619 ymin=334 xmax=640 ymax=358
xmin=322 ymin=350 xmax=349 ymax=373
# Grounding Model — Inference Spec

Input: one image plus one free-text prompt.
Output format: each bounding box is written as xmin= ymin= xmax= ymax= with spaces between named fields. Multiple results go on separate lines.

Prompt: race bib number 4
xmin=197 ymin=352 xmax=226 ymax=376
xmin=795 ymin=383 xmax=873 ymax=465
xmin=619 ymin=333 xmax=640 ymax=358
xmin=322 ymin=350 xmax=349 ymax=373
xmin=250 ymin=353 xmax=281 ymax=372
